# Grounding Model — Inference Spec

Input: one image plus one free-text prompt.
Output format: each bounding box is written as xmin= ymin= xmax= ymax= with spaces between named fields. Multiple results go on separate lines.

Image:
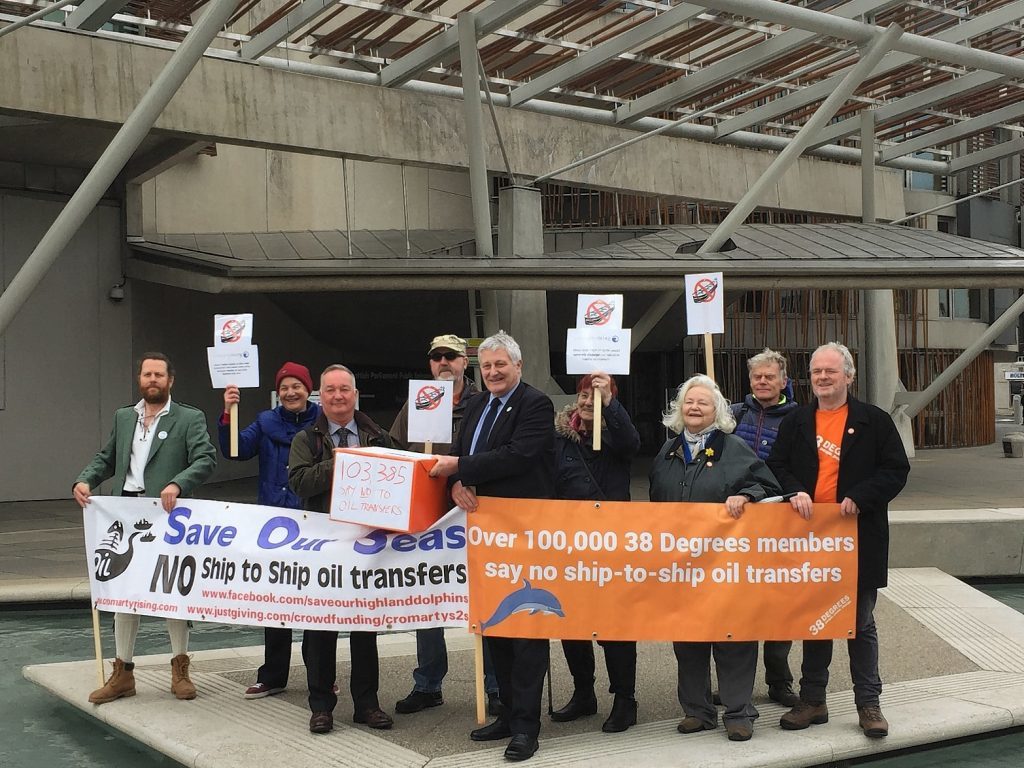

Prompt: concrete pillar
xmin=861 ymin=111 xmax=914 ymax=455
xmin=495 ymin=186 xmax=562 ymax=394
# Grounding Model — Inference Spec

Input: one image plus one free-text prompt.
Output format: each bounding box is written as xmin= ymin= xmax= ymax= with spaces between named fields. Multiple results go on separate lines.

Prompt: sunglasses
xmin=429 ymin=351 xmax=461 ymax=362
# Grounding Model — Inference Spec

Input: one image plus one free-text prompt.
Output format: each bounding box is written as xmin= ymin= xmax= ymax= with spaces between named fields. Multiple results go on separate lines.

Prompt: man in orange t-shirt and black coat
xmin=767 ymin=342 xmax=909 ymax=740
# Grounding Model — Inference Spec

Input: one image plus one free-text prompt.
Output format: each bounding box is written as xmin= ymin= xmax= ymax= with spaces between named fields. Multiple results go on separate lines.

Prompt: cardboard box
xmin=329 ymin=446 xmax=448 ymax=533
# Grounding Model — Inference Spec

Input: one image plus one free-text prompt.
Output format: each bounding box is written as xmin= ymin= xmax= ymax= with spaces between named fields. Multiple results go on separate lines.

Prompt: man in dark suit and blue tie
xmin=430 ymin=331 xmax=556 ymax=762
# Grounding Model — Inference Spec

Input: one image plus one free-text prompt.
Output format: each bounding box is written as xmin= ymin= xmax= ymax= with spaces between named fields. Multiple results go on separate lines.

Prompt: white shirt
xmin=124 ymin=398 xmax=171 ymax=492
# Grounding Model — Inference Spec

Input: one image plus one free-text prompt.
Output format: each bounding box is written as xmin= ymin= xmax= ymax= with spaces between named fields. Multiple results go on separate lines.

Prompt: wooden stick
xmin=91 ymin=605 xmax=105 ymax=686
xmin=474 ymin=631 xmax=486 ymax=724
xmin=424 ymin=440 xmax=433 ymax=455
xmin=592 ymin=388 xmax=602 ymax=451
xmin=229 ymin=402 xmax=239 ymax=457
xmin=704 ymin=332 xmax=715 ymax=380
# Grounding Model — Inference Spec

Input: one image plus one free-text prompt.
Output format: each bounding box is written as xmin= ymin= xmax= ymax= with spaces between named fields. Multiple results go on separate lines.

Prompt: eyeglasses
xmin=429 ymin=351 xmax=461 ymax=362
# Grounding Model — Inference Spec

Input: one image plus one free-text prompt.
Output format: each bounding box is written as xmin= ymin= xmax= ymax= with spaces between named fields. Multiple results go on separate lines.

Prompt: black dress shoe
xmin=395 ymin=689 xmax=443 ymax=714
xmin=504 ymin=733 xmax=539 ymax=761
xmin=601 ymin=696 xmax=638 ymax=733
xmin=353 ymin=707 xmax=394 ymax=729
xmin=471 ymin=719 xmax=512 ymax=741
xmin=309 ymin=711 xmax=333 ymax=734
xmin=550 ymin=690 xmax=598 ymax=722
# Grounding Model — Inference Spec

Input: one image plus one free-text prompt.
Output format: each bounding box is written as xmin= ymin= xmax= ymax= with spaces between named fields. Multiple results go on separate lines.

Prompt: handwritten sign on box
xmin=329 ymin=447 xmax=448 ymax=533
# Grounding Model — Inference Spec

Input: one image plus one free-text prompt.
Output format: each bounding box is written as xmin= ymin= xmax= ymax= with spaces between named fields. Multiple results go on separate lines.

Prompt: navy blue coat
xmin=450 ymin=381 xmax=556 ymax=500
xmin=218 ymin=402 xmax=320 ymax=508
xmin=730 ymin=394 xmax=799 ymax=460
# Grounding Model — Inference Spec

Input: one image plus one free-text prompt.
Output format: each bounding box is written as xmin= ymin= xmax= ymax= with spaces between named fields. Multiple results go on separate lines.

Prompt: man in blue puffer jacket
xmin=217 ymin=361 xmax=320 ymax=700
xmin=729 ymin=348 xmax=800 ymax=708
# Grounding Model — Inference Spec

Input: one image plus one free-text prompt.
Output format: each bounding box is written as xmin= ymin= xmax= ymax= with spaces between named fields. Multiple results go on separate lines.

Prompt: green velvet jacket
xmin=75 ymin=401 xmax=217 ymax=497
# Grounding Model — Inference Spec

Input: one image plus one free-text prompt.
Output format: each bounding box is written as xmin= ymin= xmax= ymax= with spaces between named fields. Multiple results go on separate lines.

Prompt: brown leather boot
xmin=170 ymin=653 xmax=197 ymax=700
xmin=857 ymin=705 xmax=889 ymax=738
xmin=89 ymin=658 xmax=136 ymax=704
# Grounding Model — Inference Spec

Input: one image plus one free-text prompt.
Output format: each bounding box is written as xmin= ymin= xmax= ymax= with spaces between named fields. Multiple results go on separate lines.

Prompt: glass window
xmin=938 ymin=289 xmax=982 ymax=319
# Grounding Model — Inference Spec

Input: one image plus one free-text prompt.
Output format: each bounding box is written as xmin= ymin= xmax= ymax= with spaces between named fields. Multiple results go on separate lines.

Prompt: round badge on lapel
xmin=158 ymin=430 xmax=168 ymax=440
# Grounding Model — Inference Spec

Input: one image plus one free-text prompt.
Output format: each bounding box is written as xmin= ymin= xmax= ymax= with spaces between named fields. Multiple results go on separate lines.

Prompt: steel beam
xmin=124 ymin=138 xmax=210 ymax=184
xmin=809 ymin=70 xmax=1006 ymax=150
xmin=891 ymin=177 xmax=1023 ymax=224
xmin=0 ymin=0 xmax=77 ymax=39
xmin=615 ymin=0 xmax=903 ymax=124
xmin=897 ymin=291 xmax=1024 ymax=417
xmin=0 ymin=0 xmax=239 ymax=338
xmin=241 ymin=0 xmax=338 ymax=61
xmin=948 ymin=138 xmax=1024 ymax=174
xmin=509 ymin=2 xmax=705 ymax=107
xmin=697 ymin=0 xmax=1024 ymax=78
xmin=65 ymin=0 xmax=128 ymax=31
xmin=379 ymin=0 xmax=547 ymax=88
xmin=630 ymin=290 xmax=679 ymax=352
xmin=698 ymin=24 xmax=903 ymax=255
xmin=881 ymin=99 xmax=1024 ymax=163
xmin=459 ymin=13 xmax=493 ymax=259
xmin=714 ymin=0 xmax=1024 ymax=139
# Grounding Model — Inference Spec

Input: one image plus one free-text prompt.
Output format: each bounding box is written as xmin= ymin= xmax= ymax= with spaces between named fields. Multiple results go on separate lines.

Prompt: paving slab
xmin=23 ymin=569 xmax=1024 ymax=768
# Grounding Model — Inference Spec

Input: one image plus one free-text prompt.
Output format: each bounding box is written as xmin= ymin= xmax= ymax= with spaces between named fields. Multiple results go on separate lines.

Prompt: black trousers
xmin=487 ymin=635 xmax=549 ymax=738
xmin=762 ymin=640 xmax=793 ymax=686
xmin=560 ymin=639 xmax=637 ymax=697
xmin=257 ymin=626 xmax=293 ymax=688
xmin=302 ymin=630 xmax=380 ymax=713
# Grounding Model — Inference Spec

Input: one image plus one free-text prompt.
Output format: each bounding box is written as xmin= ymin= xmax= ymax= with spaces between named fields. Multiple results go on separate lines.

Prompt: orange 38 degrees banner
xmin=467 ymin=498 xmax=857 ymax=643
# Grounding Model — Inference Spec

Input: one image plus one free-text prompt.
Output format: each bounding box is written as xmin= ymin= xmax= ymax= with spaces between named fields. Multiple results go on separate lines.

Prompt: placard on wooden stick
xmin=683 ymin=273 xmax=724 ymax=379
xmin=567 ymin=294 xmax=631 ymax=451
xmin=207 ymin=313 xmax=259 ymax=457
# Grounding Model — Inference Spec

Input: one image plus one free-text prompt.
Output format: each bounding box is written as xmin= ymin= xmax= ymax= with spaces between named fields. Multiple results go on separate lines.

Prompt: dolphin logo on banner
xmin=480 ymin=580 xmax=565 ymax=631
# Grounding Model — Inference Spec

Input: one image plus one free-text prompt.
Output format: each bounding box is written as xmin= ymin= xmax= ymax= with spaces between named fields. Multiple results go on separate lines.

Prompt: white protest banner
xmin=330 ymin=446 xmax=448 ymax=532
xmin=85 ymin=497 xmax=468 ymax=632
xmin=683 ymin=272 xmax=724 ymax=334
xmin=214 ymin=313 xmax=254 ymax=346
xmin=207 ymin=344 xmax=260 ymax=388
xmin=565 ymin=327 xmax=632 ymax=375
xmin=575 ymin=294 xmax=623 ymax=330
xmin=407 ymin=379 xmax=454 ymax=444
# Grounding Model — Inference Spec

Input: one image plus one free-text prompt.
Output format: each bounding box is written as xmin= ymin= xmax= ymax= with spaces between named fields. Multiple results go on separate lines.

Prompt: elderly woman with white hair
xmin=649 ymin=374 xmax=781 ymax=743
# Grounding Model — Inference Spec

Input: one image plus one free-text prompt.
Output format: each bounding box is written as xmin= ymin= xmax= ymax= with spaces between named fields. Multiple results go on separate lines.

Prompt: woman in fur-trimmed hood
xmin=551 ymin=372 xmax=642 ymax=734
xmin=554 ymin=373 xmax=641 ymax=503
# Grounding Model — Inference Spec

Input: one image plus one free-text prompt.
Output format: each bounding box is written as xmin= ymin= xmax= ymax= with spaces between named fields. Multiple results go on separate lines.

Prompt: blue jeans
xmin=798 ymin=588 xmax=881 ymax=707
xmin=413 ymin=627 xmax=497 ymax=694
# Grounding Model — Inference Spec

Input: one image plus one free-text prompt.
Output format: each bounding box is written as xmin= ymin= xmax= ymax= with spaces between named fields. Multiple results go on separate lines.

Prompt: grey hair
xmin=662 ymin=374 xmax=736 ymax=434
xmin=478 ymin=330 xmax=522 ymax=364
xmin=747 ymin=347 xmax=788 ymax=381
xmin=320 ymin=364 xmax=357 ymax=390
xmin=812 ymin=342 xmax=856 ymax=379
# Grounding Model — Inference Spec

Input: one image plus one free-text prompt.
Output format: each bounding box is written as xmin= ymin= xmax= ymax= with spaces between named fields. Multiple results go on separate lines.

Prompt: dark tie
xmin=472 ymin=399 xmax=503 ymax=455
xmin=335 ymin=428 xmax=350 ymax=448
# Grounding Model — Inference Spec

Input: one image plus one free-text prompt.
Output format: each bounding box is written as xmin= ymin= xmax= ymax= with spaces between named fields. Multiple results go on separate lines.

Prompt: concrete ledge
xmin=0 ymin=577 xmax=92 ymax=603
xmin=23 ymin=569 xmax=1024 ymax=768
xmin=890 ymin=509 xmax=1024 ymax=577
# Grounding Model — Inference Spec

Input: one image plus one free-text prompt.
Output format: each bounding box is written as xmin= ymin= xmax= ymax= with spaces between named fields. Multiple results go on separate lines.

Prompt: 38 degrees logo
xmin=414 ymin=384 xmax=445 ymax=411
xmin=691 ymin=277 xmax=719 ymax=304
xmin=220 ymin=318 xmax=246 ymax=343
xmin=584 ymin=298 xmax=615 ymax=326
xmin=93 ymin=519 xmax=156 ymax=582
